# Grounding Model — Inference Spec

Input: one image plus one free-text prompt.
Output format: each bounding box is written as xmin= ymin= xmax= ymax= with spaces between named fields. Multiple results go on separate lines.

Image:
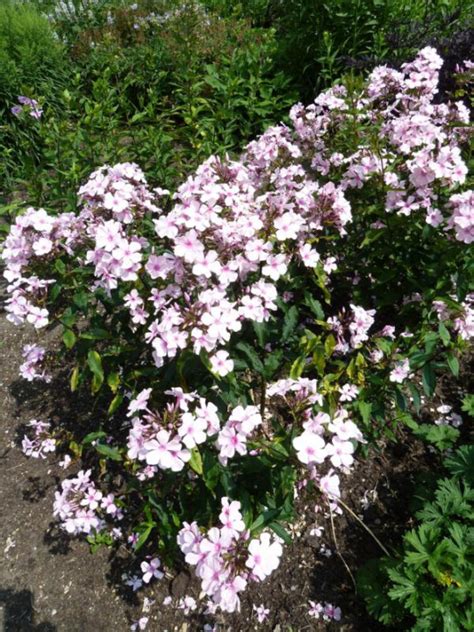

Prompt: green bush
xmin=358 ymin=444 xmax=474 ymax=631
xmin=218 ymin=0 xmax=472 ymax=100
xmin=0 ymin=1 xmax=295 ymax=211
xmin=0 ymin=0 xmax=68 ymax=107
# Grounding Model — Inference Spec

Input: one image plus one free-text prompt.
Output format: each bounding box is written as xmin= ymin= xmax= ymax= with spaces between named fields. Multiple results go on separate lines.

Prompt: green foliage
xmin=0 ymin=0 xmax=295 ymax=211
xmin=358 ymin=446 xmax=474 ymax=631
xmin=224 ymin=0 xmax=473 ymax=100
xmin=0 ymin=0 xmax=68 ymax=106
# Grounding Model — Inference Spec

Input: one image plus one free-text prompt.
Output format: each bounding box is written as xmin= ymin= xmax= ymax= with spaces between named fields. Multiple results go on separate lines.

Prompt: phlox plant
xmin=2 ymin=48 xmax=473 ymax=616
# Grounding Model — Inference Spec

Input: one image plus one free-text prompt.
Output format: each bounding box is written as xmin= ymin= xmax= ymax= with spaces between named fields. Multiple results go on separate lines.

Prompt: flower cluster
xmin=328 ymin=304 xmax=376 ymax=353
xmin=2 ymin=207 xmax=82 ymax=327
xmin=433 ymin=405 xmax=463 ymax=428
xmin=216 ymin=405 xmax=262 ymax=465
xmin=19 ymin=344 xmax=51 ymax=382
xmin=53 ymin=469 xmax=123 ymax=535
xmin=126 ymin=387 xmax=221 ymax=474
xmin=3 ymin=47 xmax=472 ymax=624
xmin=267 ymin=377 xmax=364 ymax=471
xmin=21 ymin=419 xmax=56 ymax=459
xmin=11 ymin=96 xmax=43 ymax=120
xmin=432 ymin=295 xmax=474 ymax=341
xmin=178 ymin=497 xmax=283 ymax=613
xmin=308 ymin=600 xmax=342 ymax=622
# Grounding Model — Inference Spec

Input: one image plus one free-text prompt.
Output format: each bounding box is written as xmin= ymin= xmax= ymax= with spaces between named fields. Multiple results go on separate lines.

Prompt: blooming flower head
xmin=253 ymin=603 xmax=270 ymax=623
xmin=246 ymin=532 xmax=283 ymax=580
xmin=389 ymin=358 xmax=411 ymax=383
xmin=292 ymin=431 xmax=326 ymax=465
xmin=140 ymin=557 xmax=164 ymax=583
xmin=210 ymin=350 xmax=234 ymax=376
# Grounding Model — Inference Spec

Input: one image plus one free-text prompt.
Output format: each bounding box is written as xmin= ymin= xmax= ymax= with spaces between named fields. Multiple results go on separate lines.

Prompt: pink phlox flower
xmin=339 ymin=383 xmax=359 ymax=402
xmin=215 ymin=425 xmax=247 ymax=464
xmin=253 ymin=603 xmax=270 ymax=623
xmin=292 ymin=431 xmax=326 ymax=465
xmin=178 ymin=412 xmax=208 ymax=448
xmin=143 ymin=429 xmax=190 ymax=472
xmin=128 ymin=388 xmax=152 ymax=416
xmin=261 ymin=254 xmax=288 ymax=280
xmin=389 ymin=358 xmax=411 ymax=383
xmin=178 ymin=595 xmax=197 ymax=615
xmin=308 ymin=600 xmax=324 ymax=619
xmin=319 ymin=471 xmax=341 ymax=499
xmin=130 ymin=616 xmax=148 ymax=631
xmin=209 ymin=350 xmax=234 ymax=376
xmin=81 ymin=486 xmax=103 ymax=510
xmin=177 ymin=521 xmax=202 ymax=555
xmin=325 ymin=436 xmax=355 ymax=468
xmin=219 ymin=497 xmax=245 ymax=536
xmin=140 ymin=557 xmax=164 ymax=583
xmin=246 ymin=532 xmax=283 ymax=581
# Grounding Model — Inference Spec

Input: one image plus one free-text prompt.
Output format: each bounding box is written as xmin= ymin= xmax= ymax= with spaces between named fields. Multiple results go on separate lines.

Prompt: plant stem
xmin=336 ymin=496 xmax=391 ymax=557
xmin=328 ymin=500 xmax=357 ymax=590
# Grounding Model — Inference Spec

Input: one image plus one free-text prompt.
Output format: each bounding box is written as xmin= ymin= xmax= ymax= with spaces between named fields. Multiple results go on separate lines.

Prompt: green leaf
xmin=445 ymin=445 xmax=474 ymax=484
xmin=73 ymin=291 xmax=89 ymax=310
xmin=413 ymin=424 xmax=459 ymax=451
xmin=263 ymin=351 xmax=282 ymax=380
xmin=446 ymin=354 xmax=459 ymax=378
xmin=324 ymin=333 xmax=336 ymax=358
xmin=235 ymin=342 xmax=264 ymax=374
xmin=189 ymin=447 xmax=203 ymax=476
xmin=358 ymin=400 xmax=372 ymax=425
xmin=314 ymin=266 xmax=331 ymax=303
xmin=87 ymin=350 xmax=104 ymax=392
xmin=438 ymin=323 xmax=450 ymax=346
xmin=269 ymin=521 xmax=292 ymax=544
xmin=252 ymin=322 xmax=266 ymax=348
xmin=80 ymin=328 xmax=111 ymax=340
xmin=49 ymin=283 xmax=62 ymax=302
xmin=461 ymin=394 xmax=474 ymax=417
xmin=249 ymin=508 xmax=281 ymax=532
xmin=408 ymin=383 xmax=421 ymax=414
xmin=108 ymin=393 xmax=123 ymax=416
xmin=395 ymin=387 xmax=407 ymax=411
xmin=70 ymin=366 xmax=80 ymax=392
xmin=422 ymin=363 xmax=436 ymax=397
xmin=290 ymin=355 xmax=306 ymax=379
xmin=282 ymin=305 xmax=298 ymax=341
xmin=94 ymin=443 xmax=122 ymax=461
xmin=63 ymin=329 xmax=76 ymax=349
xmin=83 ymin=431 xmax=107 ymax=444
xmin=54 ymin=259 xmax=66 ymax=275
xmin=107 ymin=371 xmax=120 ymax=393
xmin=304 ymin=293 xmax=324 ymax=320
xmin=134 ymin=525 xmax=153 ymax=551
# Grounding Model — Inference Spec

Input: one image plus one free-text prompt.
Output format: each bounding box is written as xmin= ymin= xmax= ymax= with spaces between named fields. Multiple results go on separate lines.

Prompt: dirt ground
xmin=0 ymin=311 xmax=470 ymax=632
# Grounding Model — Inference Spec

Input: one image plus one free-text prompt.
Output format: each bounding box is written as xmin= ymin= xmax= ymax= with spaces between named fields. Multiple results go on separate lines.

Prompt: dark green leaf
xmin=83 ymin=431 xmax=106 ymax=444
xmin=269 ymin=521 xmax=292 ymax=544
xmin=282 ymin=305 xmax=298 ymax=341
xmin=235 ymin=342 xmax=264 ymax=374
xmin=422 ymin=363 xmax=436 ymax=397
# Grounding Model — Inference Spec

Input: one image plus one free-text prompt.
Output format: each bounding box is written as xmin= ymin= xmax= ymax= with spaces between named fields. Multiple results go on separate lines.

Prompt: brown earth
xmin=0 ymin=313 xmax=470 ymax=632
